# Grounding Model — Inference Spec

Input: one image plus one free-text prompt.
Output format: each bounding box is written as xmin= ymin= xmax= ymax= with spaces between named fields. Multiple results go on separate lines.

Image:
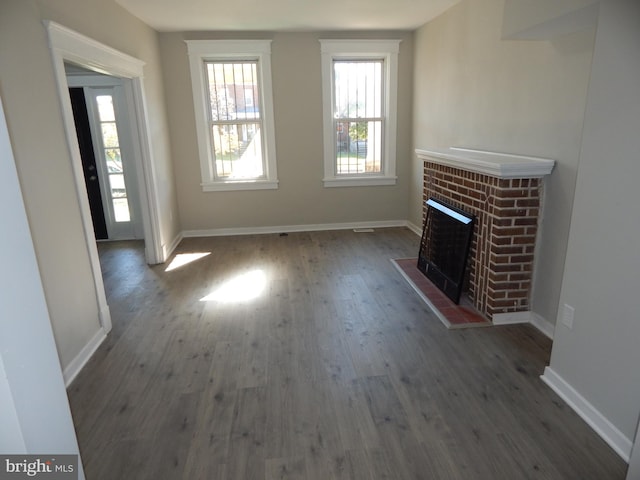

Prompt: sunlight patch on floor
xmin=200 ymin=269 xmax=267 ymax=303
xmin=165 ymin=252 xmax=211 ymax=272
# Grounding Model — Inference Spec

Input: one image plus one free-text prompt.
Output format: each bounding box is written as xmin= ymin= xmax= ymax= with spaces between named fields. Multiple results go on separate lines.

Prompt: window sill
xmin=323 ymin=176 xmax=397 ymax=188
xmin=202 ymin=179 xmax=279 ymax=192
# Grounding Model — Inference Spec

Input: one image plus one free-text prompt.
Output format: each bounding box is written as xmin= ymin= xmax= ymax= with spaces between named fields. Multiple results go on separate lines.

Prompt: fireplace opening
xmin=417 ymin=198 xmax=475 ymax=304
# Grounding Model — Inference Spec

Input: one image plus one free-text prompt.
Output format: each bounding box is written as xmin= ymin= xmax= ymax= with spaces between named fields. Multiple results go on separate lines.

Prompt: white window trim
xmin=320 ymin=39 xmax=400 ymax=188
xmin=186 ymin=40 xmax=278 ymax=191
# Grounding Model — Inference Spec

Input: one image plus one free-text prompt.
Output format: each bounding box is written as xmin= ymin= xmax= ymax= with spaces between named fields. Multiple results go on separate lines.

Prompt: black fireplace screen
xmin=417 ymin=197 xmax=475 ymax=304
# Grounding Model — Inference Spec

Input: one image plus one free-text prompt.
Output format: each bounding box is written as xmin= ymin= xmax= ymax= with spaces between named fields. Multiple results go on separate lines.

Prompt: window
xmin=186 ymin=40 xmax=278 ymax=191
xmin=320 ymin=40 xmax=401 ymax=187
xmin=95 ymin=94 xmax=130 ymax=222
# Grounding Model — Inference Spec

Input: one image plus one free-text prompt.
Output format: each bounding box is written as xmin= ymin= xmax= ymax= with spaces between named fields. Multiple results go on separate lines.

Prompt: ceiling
xmin=115 ymin=0 xmax=460 ymax=32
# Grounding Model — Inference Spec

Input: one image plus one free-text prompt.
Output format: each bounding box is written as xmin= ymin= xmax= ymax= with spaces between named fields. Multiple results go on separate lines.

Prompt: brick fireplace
xmin=415 ymin=147 xmax=554 ymax=322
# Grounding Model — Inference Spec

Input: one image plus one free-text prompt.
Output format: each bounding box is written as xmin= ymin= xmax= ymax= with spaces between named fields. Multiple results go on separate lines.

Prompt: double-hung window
xmin=320 ymin=39 xmax=400 ymax=187
xmin=186 ymin=40 xmax=278 ymax=191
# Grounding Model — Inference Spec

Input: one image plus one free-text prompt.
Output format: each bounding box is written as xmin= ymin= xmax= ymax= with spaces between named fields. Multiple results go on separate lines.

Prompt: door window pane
xmin=105 ymin=148 xmax=122 ymax=173
xmin=96 ymin=95 xmax=115 ymax=121
xmin=109 ymin=174 xmax=126 ymax=198
xmin=113 ymin=198 xmax=130 ymax=222
xmin=95 ymin=93 xmax=132 ymax=225
xmin=101 ymin=123 xmax=119 ymax=148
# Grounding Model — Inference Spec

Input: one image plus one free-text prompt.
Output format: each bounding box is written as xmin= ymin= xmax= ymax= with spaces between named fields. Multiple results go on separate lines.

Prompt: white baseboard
xmin=492 ymin=310 xmax=555 ymax=340
xmin=541 ymin=367 xmax=632 ymax=462
xmin=406 ymin=221 xmax=422 ymax=236
xmin=492 ymin=310 xmax=531 ymax=325
xmin=164 ymin=231 xmax=184 ymax=261
xmin=182 ymin=220 xmax=410 ymax=238
xmin=530 ymin=312 xmax=555 ymax=339
xmin=99 ymin=304 xmax=112 ymax=334
xmin=63 ymin=328 xmax=106 ymax=387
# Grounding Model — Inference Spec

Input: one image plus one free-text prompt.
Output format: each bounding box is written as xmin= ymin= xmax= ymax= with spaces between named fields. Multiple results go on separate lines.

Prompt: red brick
xmin=494 ymin=208 xmax=529 ymax=217
xmin=490 ymin=263 xmax=519 ymax=273
xmin=513 ymin=236 xmax=536 ymax=245
xmin=494 ymin=198 xmax=516 ymax=208
xmin=514 ymin=218 xmax=538 ymax=226
xmin=490 ymin=282 xmax=522 ymax=293
xmin=509 ymin=273 xmax=531 ymax=282
xmin=493 ymin=245 xmax=525 ymax=255
xmin=493 ymin=218 xmax=514 ymax=227
xmin=491 ymin=235 xmax=513 ymax=246
xmin=499 ymin=189 xmax=529 ymax=198
xmin=517 ymin=198 xmax=540 ymax=208
xmin=507 ymin=290 xmax=529 ymax=299
xmin=492 ymin=226 xmax=527 ymax=236
xmin=511 ymin=254 xmax=534 ymax=263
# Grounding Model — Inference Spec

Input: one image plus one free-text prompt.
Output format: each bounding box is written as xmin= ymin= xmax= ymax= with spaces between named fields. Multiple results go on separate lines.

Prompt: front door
xmin=82 ymin=84 xmax=142 ymax=240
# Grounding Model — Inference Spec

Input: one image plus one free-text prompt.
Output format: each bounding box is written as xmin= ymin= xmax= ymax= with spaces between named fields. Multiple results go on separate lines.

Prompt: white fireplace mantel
xmin=416 ymin=147 xmax=555 ymax=179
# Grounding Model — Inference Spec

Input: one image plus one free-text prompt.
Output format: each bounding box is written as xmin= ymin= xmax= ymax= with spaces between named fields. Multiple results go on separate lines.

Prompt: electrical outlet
xmin=562 ymin=304 xmax=575 ymax=329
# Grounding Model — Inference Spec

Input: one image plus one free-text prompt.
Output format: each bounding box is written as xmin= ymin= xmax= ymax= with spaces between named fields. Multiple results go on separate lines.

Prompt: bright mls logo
xmin=0 ymin=456 xmax=77 ymax=479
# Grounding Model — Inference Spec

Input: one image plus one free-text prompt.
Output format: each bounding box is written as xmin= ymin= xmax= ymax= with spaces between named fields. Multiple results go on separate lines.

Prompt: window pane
xmin=207 ymin=62 xmax=260 ymax=121
xmin=113 ymin=198 xmax=130 ymax=222
xmin=211 ymin=123 xmax=263 ymax=179
xmin=101 ymin=123 xmax=119 ymax=148
xmin=96 ymin=95 xmax=115 ymax=122
xmin=105 ymin=148 xmax=122 ymax=173
xmin=333 ymin=61 xmax=382 ymax=119
xmin=109 ymin=173 xmax=127 ymax=198
xmin=336 ymin=120 xmax=382 ymax=174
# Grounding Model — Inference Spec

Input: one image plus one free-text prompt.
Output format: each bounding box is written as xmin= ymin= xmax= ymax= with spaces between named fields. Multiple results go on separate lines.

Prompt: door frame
xmin=45 ymin=21 xmax=165 ymax=334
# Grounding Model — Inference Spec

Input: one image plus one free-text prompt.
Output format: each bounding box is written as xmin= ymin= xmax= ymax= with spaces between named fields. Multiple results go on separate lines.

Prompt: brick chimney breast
xmin=416 ymin=147 xmax=554 ymax=321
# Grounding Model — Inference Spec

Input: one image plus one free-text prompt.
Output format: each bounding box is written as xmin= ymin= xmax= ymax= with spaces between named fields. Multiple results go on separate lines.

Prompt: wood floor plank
xmin=356 ymin=374 xmax=441 ymax=479
xmin=182 ymin=340 xmax=240 ymax=477
xmin=226 ymin=386 xmax=268 ymax=480
xmin=328 ymin=380 xmax=382 ymax=451
xmin=141 ymin=391 xmax=201 ymax=480
xmin=328 ymin=449 xmax=374 ymax=480
xmin=67 ymin=229 xmax=629 ymax=480
xmin=265 ymin=456 xmax=308 ymax=480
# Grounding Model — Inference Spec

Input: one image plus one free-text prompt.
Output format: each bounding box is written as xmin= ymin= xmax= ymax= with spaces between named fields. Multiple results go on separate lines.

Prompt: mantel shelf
xmin=416 ymin=147 xmax=555 ymax=179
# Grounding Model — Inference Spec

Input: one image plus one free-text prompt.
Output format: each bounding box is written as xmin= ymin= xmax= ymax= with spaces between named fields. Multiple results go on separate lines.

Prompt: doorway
xmin=67 ymin=69 xmax=144 ymax=241
xmin=46 ymin=21 xmax=166 ymax=346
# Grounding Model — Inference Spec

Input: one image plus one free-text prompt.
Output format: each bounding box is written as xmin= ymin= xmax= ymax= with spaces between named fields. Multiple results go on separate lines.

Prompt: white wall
xmin=545 ymin=0 xmax=640 ymax=458
xmin=0 ymin=96 xmax=85 ymax=476
xmin=502 ymin=0 xmax=599 ymax=39
xmin=0 ymin=0 xmax=179 ymax=372
xmin=411 ymin=0 xmax=595 ymax=326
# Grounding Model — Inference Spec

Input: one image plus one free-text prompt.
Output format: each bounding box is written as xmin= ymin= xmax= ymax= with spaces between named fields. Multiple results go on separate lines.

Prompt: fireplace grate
xmin=417 ymin=198 xmax=474 ymax=304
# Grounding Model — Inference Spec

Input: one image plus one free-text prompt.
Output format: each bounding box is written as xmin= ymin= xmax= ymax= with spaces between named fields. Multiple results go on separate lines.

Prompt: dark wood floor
xmin=68 ymin=228 xmax=627 ymax=479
